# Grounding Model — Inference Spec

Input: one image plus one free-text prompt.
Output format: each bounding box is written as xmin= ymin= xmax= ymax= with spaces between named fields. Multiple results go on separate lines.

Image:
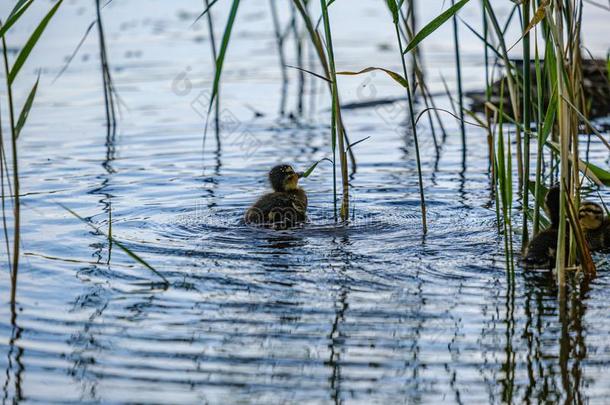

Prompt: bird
xmin=580 ymin=201 xmax=610 ymax=251
xmin=523 ymin=187 xmax=609 ymax=267
xmin=523 ymin=186 xmax=561 ymax=268
xmin=244 ymin=164 xmax=308 ymax=228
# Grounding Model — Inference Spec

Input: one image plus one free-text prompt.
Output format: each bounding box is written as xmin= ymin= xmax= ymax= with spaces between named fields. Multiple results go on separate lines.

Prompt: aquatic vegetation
xmin=1 ymin=0 xmax=64 ymax=310
xmin=95 ymin=0 xmax=118 ymax=134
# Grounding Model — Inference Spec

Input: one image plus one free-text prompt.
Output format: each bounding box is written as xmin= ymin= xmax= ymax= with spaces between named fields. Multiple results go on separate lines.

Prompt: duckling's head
xmin=579 ymin=201 xmax=604 ymax=231
xmin=545 ymin=185 xmax=561 ymax=226
xmin=269 ymin=164 xmax=302 ymax=192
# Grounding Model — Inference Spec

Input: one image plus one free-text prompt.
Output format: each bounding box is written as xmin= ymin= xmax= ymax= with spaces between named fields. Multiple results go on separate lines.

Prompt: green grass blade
xmin=459 ymin=17 xmax=503 ymax=60
xmin=9 ymin=0 xmax=63 ymax=85
xmin=0 ymin=0 xmax=34 ymax=38
xmin=539 ymin=90 xmax=556 ymax=143
xmin=403 ymin=0 xmax=471 ymax=54
xmin=346 ymin=136 xmax=370 ymax=152
xmin=386 ymin=0 xmax=399 ymax=24
xmin=300 ymin=158 xmax=333 ymax=178
xmin=60 ymin=204 xmax=169 ymax=286
xmin=15 ymin=75 xmax=39 ymax=139
xmin=583 ymin=164 xmax=610 ymax=186
xmin=208 ymin=0 xmax=240 ymax=114
xmin=193 ymin=0 xmax=220 ymax=22
xmin=9 ymin=0 xmax=32 ymax=18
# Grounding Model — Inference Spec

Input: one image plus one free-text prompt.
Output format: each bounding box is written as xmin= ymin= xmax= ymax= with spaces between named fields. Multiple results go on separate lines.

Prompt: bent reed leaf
xmin=301 ymin=158 xmax=333 ymax=178
xmin=60 ymin=204 xmax=169 ymax=286
xmin=337 ymin=67 xmax=408 ymax=89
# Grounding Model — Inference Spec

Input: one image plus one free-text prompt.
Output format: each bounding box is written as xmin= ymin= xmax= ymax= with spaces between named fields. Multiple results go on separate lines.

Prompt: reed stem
xmin=451 ymin=0 xmax=466 ymax=159
xmin=553 ymin=0 xmax=568 ymax=287
xmin=394 ymin=20 xmax=427 ymax=234
xmin=205 ymin=0 xmax=220 ymax=139
xmin=320 ymin=0 xmax=349 ymax=220
xmin=521 ymin=0 xmax=532 ymax=249
xmin=2 ymin=36 xmax=20 ymax=309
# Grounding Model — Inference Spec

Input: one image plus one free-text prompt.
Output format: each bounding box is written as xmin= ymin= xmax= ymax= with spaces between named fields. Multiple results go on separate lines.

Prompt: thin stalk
xmin=451 ymin=0 xmax=466 ymax=159
xmin=320 ymin=0 xmax=349 ymax=220
xmin=205 ymin=0 xmax=220 ymax=139
xmin=270 ymin=0 xmax=288 ymax=116
xmin=291 ymin=4 xmax=305 ymax=115
xmin=553 ymin=0 xmax=568 ymax=288
xmin=483 ymin=0 xmax=523 ymax=187
xmin=398 ymin=6 xmax=444 ymax=152
xmin=482 ymin=1 xmax=490 ymax=101
xmin=394 ymin=19 xmax=427 ymax=233
xmin=481 ymin=0 xmax=494 ymax=181
xmin=2 ymin=36 xmax=20 ymax=309
xmin=0 ymin=83 xmax=11 ymax=270
xmin=532 ymin=32 xmax=544 ymax=235
xmin=407 ymin=0 xmax=418 ymax=91
xmin=521 ymin=0 xmax=532 ymax=249
xmin=95 ymin=0 xmax=117 ymax=133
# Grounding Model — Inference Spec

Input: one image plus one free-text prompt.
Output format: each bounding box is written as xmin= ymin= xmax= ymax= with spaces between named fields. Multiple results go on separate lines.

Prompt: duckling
xmin=580 ymin=201 xmax=610 ymax=251
xmin=244 ymin=164 xmax=307 ymax=228
xmin=524 ymin=189 xmax=610 ymax=267
xmin=523 ymin=186 xmax=561 ymax=268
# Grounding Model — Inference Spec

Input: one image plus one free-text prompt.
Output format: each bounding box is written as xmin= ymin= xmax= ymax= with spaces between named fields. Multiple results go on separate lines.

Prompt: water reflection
xmin=2 ymin=311 xmax=24 ymax=403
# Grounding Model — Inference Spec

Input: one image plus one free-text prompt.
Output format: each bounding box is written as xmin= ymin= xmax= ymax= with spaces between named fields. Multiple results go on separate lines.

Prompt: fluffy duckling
xmin=244 ymin=164 xmax=308 ymax=227
xmin=580 ymin=201 xmax=610 ymax=251
xmin=524 ymin=188 xmax=610 ymax=267
xmin=523 ymin=186 xmax=561 ymax=268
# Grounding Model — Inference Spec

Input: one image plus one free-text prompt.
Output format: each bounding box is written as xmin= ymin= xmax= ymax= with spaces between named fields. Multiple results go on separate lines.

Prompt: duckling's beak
xmin=296 ymin=171 xmax=305 ymax=178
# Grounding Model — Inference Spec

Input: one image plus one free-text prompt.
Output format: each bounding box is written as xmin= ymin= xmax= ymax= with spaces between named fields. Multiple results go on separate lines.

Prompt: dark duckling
xmin=244 ymin=164 xmax=308 ymax=227
xmin=524 ymin=188 xmax=610 ymax=267
xmin=580 ymin=201 xmax=610 ymax=251
xmin=523 ymin=186 xmax=561 ymax=268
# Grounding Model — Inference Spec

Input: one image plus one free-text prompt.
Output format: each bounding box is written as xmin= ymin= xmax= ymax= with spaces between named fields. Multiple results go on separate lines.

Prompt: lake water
xmin=1 ymin=1 xmax=610 ymax=403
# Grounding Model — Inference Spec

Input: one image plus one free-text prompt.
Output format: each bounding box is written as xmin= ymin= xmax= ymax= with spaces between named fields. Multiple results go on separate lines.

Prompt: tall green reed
xmin=95 ymin=0 xmax=117 ymax=134
xmin=291 ymin=0 xmax=353 ymax=220
xmin=1 ymin=0 xmax=64 ymax=309
xmin=204 ymin=0 xmax=221 ymax=141
xmin=451 ymin=0 xmax=466 ymax=158
xmin=521 ymin=0 xmax=532 ymax=248
xmin=387 ymin=0 xmax=427 ymax=233
xmin=319 ymin=0 xmax=350 ymax=221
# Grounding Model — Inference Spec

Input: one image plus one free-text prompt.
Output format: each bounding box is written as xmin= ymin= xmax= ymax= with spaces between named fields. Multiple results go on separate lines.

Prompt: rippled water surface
xmin=1 ymin=1 xmax=610 ymax=403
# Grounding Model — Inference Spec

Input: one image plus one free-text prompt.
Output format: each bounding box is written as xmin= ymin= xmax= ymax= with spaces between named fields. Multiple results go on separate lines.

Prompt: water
xmin=1 ymin=1 xmax=610 ymax=403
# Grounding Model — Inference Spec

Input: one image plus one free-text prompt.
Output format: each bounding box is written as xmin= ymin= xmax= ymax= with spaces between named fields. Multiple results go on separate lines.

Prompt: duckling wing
xmin=245 ymin=192 xmax=306 ymax=225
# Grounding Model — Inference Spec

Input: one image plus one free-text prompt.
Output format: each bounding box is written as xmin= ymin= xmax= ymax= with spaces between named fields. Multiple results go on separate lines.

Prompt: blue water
xmin=1 ymin=1 xmax=609 ymax=403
